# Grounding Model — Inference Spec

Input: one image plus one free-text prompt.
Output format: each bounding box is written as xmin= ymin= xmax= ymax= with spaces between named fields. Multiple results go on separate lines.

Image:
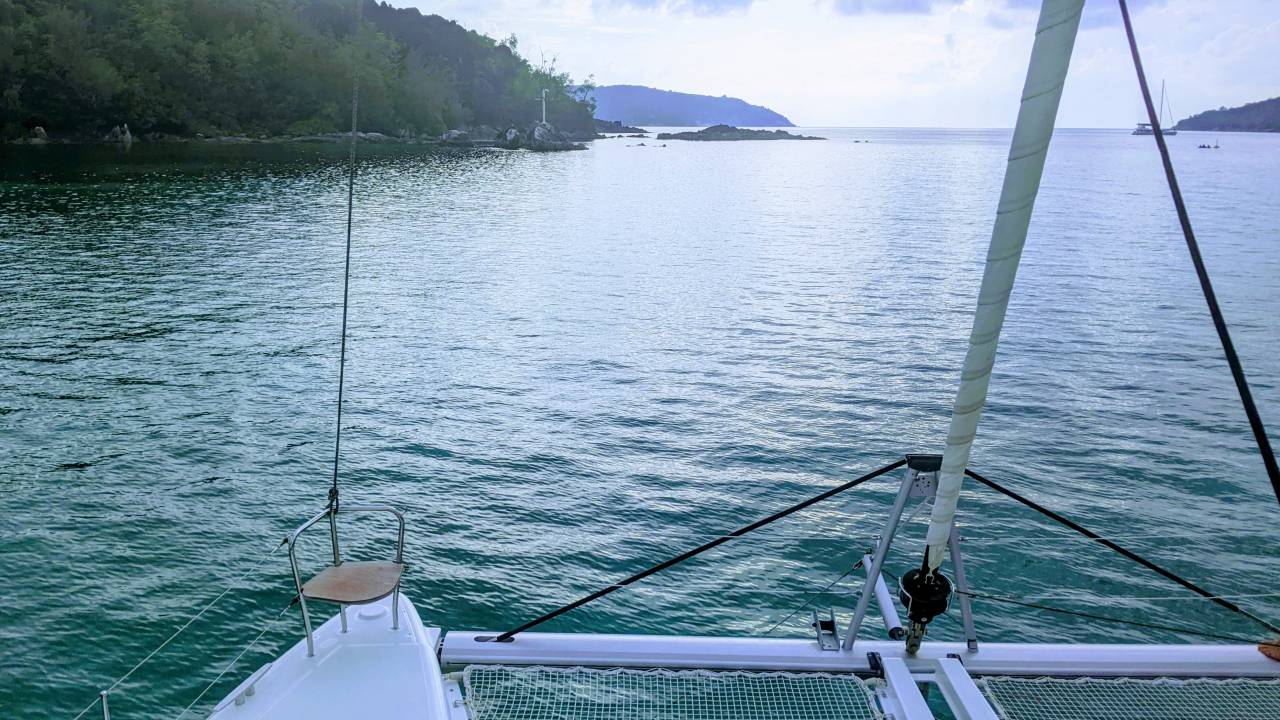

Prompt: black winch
xmin=898 ymin=565 xmax=953 ymax=654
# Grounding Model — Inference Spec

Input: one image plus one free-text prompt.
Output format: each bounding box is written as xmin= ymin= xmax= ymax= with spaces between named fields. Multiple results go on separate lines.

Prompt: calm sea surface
xmin=2 ymin=128 xmax=1279 ymax=717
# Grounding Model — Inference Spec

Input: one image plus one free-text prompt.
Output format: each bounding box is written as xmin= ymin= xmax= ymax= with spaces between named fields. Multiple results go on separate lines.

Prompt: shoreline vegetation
xmin=9 ymin=120 xmax=591 ymax=151
xmin=1 ymin=0 xmax=596 ymax=148
xmin=1175 ymin=97 xmax=1280 ymax=133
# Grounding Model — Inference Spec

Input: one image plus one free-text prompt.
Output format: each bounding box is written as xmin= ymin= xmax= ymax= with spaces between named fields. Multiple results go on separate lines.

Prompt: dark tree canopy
xmin=0 ymin=0 xmax=595 ymax=139
xmin=1175 ymin=97 xmax=1280 ymax=133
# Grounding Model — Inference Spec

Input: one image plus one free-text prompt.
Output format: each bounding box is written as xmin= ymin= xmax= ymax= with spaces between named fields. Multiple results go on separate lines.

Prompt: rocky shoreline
xmin=656 ymin=124 xmax=825 ymax=141
xmin=8 ymin=121 xmax=592 ymax=152
xmin=594 ymin=118 xmax=648 ymax=134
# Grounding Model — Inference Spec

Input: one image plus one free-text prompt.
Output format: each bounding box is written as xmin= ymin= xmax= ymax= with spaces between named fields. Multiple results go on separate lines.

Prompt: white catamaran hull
xmin=210 ymin=593 xmax=1279 ymax=720
xmin=209 ymin=594 xmax=452 ymax=719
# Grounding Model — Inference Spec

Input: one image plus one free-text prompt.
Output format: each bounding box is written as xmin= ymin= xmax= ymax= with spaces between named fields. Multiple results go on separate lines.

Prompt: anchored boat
xmin=1132 ymin=79 xmax=1179 ymax=135
xmin=74 ymin=1 xmax=1280 ymax=719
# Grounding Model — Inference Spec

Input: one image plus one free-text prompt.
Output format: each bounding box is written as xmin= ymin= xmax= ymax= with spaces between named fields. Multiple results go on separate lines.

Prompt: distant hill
xmin=588 ymin=85 xmax=793 ymax=127
xmin=1174 ymin=97 xmax=1280 ymax=133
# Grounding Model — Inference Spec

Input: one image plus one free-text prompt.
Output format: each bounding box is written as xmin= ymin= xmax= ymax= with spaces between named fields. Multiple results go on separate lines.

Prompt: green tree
xmin=0 ymin=0 xmax=597 ymax=140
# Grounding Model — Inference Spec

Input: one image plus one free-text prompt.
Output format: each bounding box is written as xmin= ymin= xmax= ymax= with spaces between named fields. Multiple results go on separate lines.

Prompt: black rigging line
xmin=330 ymin=0 xmax=362 ymax=512
xmin=966 ymin=468 xmax=1280 ymax=636
xmin=483 ymin=458 xmax=907 ymax=643
xmin=1119 ymin=0 xmax=1280 ymax=509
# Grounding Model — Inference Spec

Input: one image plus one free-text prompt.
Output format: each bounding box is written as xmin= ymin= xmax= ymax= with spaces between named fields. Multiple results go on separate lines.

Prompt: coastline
xmin=8 ymin=127 xmax=597 ymax=151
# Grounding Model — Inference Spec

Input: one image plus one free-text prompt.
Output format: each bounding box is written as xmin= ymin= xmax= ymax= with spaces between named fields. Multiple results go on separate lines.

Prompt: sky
xmin=392 ymin=0 xmax=1279 ymax=128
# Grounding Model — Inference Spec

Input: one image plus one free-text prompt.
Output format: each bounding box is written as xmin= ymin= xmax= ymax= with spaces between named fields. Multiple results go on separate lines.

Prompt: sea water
xmin=2 ymin=128 xmax=1278 ymax=717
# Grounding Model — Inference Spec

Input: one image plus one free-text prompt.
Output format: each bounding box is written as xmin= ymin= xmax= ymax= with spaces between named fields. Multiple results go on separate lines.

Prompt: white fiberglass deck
xmin=209 ymin=594 xmax=449 ymax=719
xmin=208 ymin=593 xmax=1280 ymax=720
xmin=441 ymin=631 xmax=1280 ymax=678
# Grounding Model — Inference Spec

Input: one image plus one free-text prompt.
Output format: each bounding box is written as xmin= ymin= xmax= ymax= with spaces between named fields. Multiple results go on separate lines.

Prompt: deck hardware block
xmin=811 ymin=608 xmax=842 ymax=650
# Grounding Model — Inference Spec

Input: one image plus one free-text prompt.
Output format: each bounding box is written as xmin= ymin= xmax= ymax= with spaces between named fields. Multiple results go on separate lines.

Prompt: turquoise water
xmin=2 ymin=128 xmax=1279 ymax=718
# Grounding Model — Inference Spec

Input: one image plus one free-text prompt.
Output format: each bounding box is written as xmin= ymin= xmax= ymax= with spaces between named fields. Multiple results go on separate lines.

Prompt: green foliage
xmin=0 ymin=0 xmax=595 ymax=139
xmin=1175 ymin=97 xmax=1280 ymax=133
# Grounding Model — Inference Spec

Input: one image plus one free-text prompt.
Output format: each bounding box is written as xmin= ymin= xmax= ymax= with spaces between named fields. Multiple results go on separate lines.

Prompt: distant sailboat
xmin=1133 ymin=79 xmax=1178 ymax=135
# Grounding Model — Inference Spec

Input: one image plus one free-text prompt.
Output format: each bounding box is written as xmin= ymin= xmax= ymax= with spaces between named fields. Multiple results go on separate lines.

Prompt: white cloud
xmin=396 ymin=0 xmax=1280 ymax=127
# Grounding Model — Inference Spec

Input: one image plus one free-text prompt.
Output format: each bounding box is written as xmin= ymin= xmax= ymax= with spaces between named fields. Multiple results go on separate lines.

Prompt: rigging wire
xmin=485 ymin=458 xmax=907 ymax=642
xmin=1118 ymin=0 xmax=1280 ymax=509
xmin=966 ymin=468 xmax=1280 ymax=636
xmin=763 ymin=557 xmax=864 ymax=636
xmin=329 ymin=0 xmax=363 ymax=513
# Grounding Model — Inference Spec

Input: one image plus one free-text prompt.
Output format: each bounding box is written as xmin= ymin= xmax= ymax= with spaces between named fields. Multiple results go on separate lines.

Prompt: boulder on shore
xmin=656 ymin=124 xmax=824 ymax=141
xmin=528 ymin=121 xmax=587 ymax=151
xmin=441 ymin=128 xmax=470 ymax=144
xmin=495 ymin=121 xmax=586 ymax=151
xmin=498 ymin=127 xmax=523 ymax=149
xmin=104 ymin=124 xmax=134 ymax=144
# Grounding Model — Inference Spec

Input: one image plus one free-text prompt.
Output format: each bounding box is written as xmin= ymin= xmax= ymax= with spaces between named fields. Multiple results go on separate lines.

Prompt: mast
xmin=919 ymin=0 xmax=1084 ymax=573
xmin=1159 ymin=79 xmax=1167 ymax=127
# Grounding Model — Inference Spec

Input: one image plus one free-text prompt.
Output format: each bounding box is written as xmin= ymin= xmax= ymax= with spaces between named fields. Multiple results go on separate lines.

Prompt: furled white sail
xmin=923 ymin=0 xmax=1085 ymax=571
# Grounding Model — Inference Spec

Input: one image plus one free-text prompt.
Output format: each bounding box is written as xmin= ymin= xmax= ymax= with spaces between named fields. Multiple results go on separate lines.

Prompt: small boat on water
xmin=1132 ymin=122 xmax=1176 ymax=136
xmin=1133 ymin=79 xmax=1178 ymax=135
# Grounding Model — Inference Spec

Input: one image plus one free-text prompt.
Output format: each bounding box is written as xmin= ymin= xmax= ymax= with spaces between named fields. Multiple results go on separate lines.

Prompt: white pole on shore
xmin=921 ymin=0 xmax=1085 ymax=573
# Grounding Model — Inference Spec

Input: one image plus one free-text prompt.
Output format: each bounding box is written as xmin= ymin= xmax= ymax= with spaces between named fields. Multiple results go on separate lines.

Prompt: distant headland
xmin=587 ymin=85 xmax=793 ymax=128
xmin=1175 ymin=97 xmax=1280 ymax=133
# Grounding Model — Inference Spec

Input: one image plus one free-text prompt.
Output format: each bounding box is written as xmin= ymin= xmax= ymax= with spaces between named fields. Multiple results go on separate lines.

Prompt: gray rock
xmin=105 ymin=124 xmax=134 ymax=144
xmin=525 ymin=121 xmax=585 ymax=152
xmin=290 ymin=134 xmax=343 ymax=144
xmin=531 ymin=121 xmax=555 ymax=144
xmin=656 ymin=124 xmax=824 ymax=141
xmin=441 ymin=128 xmax=470 ymax=144
xmin=496 ymin=127 xmax=523 ymax=149
xmin=470 ymin=125 xmax=499 ymax=143
xmin=595 ymin=119 xmax=647 ymax=134
xmin=31 ymin=126 xmax=47 ymax=140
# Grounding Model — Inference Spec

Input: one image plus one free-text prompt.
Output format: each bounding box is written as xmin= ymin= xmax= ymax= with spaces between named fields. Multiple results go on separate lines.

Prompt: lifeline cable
xmin=68 ymin=542 xmax=285 ymax=720
xmin=329 ymin=0 xmax=363 ymax=512
xmin=485 ymin=458 xmax=907 ymax=642
xmin=1119 ymin=0 xmax=1280 ymax=509
xmin=966 ymin=468 xmax=1280 ymax=636
xmin=763 ymin=557 xmax=865 ymax=636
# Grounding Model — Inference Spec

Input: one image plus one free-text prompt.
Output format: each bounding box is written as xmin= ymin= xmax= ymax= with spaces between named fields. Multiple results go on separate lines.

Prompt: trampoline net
xmin=462 ymin=664 xmax=883 ymax=720
xmin=981 ymin=675 xmax=1280 ymax=720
